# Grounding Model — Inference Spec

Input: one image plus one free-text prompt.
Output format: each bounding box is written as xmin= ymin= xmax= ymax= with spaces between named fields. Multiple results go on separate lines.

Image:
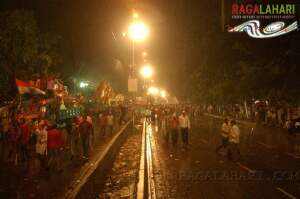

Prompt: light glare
xmin=148 ymin=86 xmax=159 ymax=95
xmin=140 ymin=65 xmax=153 ymax=79
xmin=128 ymin=22 xmax=149 ymax=41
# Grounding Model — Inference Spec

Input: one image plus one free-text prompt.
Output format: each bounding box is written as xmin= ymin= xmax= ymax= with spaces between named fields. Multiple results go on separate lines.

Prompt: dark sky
xmin=0 ymin=0 xmax=299 ymax=96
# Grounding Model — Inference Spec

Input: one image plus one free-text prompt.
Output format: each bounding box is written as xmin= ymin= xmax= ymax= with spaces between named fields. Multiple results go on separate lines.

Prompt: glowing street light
xmin=148 ymin=86 xmax=159 ymax=96
xmin=142 ymin=52 xmax=147 ymax=57
xmin=128 ymin=21 xmax=149 ymax=42
xmin=160 ymin=90 xmax=167 ymax=98
xmin=133 ymin=12 xmax=139 ymax=19
xmin=140 ymin=65 xmax=153 ymax=79
xmin=79 ymin=82 xmax=89 ymax=88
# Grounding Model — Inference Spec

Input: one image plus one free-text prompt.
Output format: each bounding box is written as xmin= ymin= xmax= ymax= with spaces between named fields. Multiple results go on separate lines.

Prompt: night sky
xmin=0 ymin=0 xmax=299 ymax=97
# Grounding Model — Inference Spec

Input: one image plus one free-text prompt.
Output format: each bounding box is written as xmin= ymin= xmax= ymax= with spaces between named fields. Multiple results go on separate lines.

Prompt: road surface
xmin=150 ymin=116 xmax=300 ymax=199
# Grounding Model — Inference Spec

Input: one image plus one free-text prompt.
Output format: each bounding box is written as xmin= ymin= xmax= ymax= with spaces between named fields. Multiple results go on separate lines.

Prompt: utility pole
xmin=221 ymin=0 xmax=225 ymax=32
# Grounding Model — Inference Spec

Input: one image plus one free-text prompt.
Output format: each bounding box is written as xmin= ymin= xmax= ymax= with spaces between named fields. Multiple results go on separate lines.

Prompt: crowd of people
xmin=1 ymin=100 xmax=297 ymax=178
xmin=0 ymin=104 xmax=130 ymax=176
xmin=216 ymin=118 xmax=241 ymax=162
xmin=144 ymin=106 xmax=195 ymax=148
xmin=0 ymin=115 xmax=68 ymax=172
xmin=203 ymin=102 xmax=300 ymax=131
xmin=144 ymin=105 xmax=241 ymax=162
xmin=146 ymin=102 xmax=300 ymax=162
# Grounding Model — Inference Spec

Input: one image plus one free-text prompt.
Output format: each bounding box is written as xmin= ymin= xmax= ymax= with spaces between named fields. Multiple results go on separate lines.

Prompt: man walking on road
xmin=169 ymin=113 xmax=179 ymax=147
xmin=19 ymin=118 xmax=30 ymax=168
xmin=99 ymin=113 xmax=107 ymax=136
xmin=179 ymin=110 xmax=190 ymax=147
xmin=79 ymin=115 xmax=94 ymax=161
xmin=228 ymin=120 xmax=241 ymax=162
xmin=106 ymin=111 xmax=114 ymax=136
xmin=216 ymin=118 xmax=230 ymax=153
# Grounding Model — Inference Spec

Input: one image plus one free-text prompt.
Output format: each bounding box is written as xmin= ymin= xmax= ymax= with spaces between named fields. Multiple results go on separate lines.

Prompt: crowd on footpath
xmin=0 ymin=104 xmax=129 ymax=176
xmin=202 ymin=103 xmax=300 ymax=133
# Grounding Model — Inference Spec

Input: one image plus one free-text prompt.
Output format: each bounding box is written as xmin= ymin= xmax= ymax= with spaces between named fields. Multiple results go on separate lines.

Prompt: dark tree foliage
xmin=158 ymin=0 xmax=300 ymax=105
xmin=0 ymin=10 xmax=62 ymax=101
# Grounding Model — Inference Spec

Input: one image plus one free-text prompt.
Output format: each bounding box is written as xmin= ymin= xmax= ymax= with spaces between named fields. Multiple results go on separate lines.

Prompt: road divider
xmin=61 ymin=120 xmax=132 ymax=199
xmin=137 ymin=120 xmax=156 ymax=199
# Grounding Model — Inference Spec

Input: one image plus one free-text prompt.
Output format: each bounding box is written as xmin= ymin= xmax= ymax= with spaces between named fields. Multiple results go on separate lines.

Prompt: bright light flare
xmin=128 ymin=22 xmax=149 ymax=41
xmin=133 ymin=12 xmax=139 ymax=19
xmin=148 ymin=86 xmax=159 ymax=96
xmin=79 ymin=82 xmax=89 ymax=88
xmin=140 ymin=65 xmax=153 ymax=79
xmin=160 ymin=90 xmax=167 ymax=98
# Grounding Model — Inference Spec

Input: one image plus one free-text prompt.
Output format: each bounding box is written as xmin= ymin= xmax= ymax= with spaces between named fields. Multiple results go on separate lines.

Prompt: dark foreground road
xmin=150 ymin=116 xmax=300 ymax=199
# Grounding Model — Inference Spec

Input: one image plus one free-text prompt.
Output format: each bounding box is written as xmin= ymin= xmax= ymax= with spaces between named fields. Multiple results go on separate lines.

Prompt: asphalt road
xmin=150 ymin=116 xmax=300 ymax=199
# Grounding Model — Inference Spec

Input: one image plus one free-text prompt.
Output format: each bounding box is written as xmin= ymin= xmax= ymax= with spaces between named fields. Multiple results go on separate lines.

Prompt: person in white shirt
xmin=179 ymin=110 xmax=190 ymax=146
xmin=216 ymin=118 xmax=229 ymax=153
xmin=228 ymin=120 xmax=240 ymax=161
xmin=35 ymin=121 xmax=48 ymax=170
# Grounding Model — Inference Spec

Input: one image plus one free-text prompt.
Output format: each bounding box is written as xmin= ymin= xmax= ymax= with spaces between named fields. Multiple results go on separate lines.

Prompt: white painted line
xmin=286 ymin=152 xmax=300 ymax=159
xmin=276 ymin=187 xmax=298 ymax=199
xmin=256 ymin=143 xmax=300 ymax=159
xmin=204 ymin=113 xmax=255 ymax=126
xmin=199 ymin=138 xmax=209 ymax=144
xmin=257 ymin=141 xmax=272 ymax=149
xmin=236 ymin=162 xmax=255 ymax=174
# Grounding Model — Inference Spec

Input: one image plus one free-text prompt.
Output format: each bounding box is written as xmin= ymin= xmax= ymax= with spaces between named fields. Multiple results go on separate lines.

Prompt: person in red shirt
xmin=168 ymin=113 xmax=179 ymax=147
xmin=79 ymin=115 xmax=93 ymax=160
xmin=7 ymin=119 xmax=20 ymax=164
xmin=19 ymin=118 xmax=30 ymax=167
xmin=47 ymin=124 xmax=64 ymax=172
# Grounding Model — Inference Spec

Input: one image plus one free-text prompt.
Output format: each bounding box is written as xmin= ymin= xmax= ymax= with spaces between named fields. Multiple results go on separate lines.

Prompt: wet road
xmin=98 ymin=129 xmax=141 ymax=198
xmin=150 ymin=116 xmax=300 ymax=199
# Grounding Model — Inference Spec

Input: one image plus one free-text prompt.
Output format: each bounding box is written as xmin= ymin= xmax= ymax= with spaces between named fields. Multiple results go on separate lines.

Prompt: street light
xmin=126 ymin=18 xmax=150 ymax=94
xmin=140 ymin=65 xmax=153 ymax=79
xmin=79 ymin=82 xmax=89 ymax=88
xmin=160 ymin=90 xmax=167 ymax=98
xmin=128 ymin=21 xmax=149 ymax=42
xmin=148 ymin=86 xmax=159 ymax=96
xmin=133 ymin=12 xmax=139 ymax=19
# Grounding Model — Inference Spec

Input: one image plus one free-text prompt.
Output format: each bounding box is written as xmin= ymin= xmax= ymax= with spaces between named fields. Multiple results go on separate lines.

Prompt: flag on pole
xmin=15 ymin=79 xmax=46 ymax=95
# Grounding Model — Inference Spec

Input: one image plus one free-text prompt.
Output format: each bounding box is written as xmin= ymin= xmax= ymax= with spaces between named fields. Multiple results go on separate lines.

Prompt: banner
xmin=16 ymin=79 xmax=46 ymax=95
xmin=128 ymin=78 xmax=138 ymax=92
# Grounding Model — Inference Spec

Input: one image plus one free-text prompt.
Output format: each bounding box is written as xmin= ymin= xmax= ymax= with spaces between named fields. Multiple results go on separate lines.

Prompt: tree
xmin=0 ymin=10 xmax=61 ymax=79
xmin=0 ymin=10 xmax=62 ymax=100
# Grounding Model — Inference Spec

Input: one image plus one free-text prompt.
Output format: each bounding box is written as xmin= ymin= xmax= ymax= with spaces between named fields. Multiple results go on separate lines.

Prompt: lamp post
xmin=140 ymin=65 xmax=153 ymax=79
xmin=140 ymin=64 xmax=153 ymax=93
xmin=128 ymin=21 xmax=149 ymax=78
